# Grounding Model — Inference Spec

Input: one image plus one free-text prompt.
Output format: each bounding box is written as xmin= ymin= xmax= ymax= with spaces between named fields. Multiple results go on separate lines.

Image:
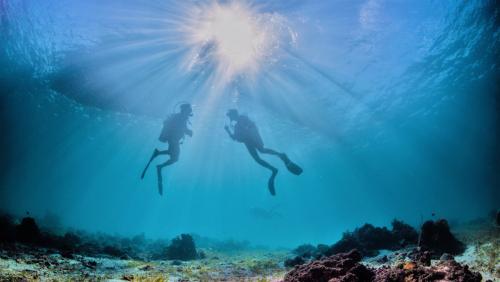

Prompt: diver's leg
xmin=246 ymin=144 xmax=278 ymax=196
xmin=155 ymin=143 xmax=180 ymax=196
xmin=258 ymin=147 xmax=286 ymax=159
xmin=259 ymin=146 xmax=303 ymax=175
xmin=247 ymin=145 xmax=277 ymax=172
xmin=141 ymin=148 xmax=169 ymax=179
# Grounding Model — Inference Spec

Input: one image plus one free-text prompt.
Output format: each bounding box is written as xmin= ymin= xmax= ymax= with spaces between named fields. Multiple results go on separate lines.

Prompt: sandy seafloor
xmin=0 ymin=224 xmax=498 ymax=282
xmin=0 ymin=248 xmax=289 ymax=281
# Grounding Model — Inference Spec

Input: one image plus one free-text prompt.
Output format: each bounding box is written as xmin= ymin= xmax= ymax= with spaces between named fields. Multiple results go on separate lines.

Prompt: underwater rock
xmin=171 ymin=260 xmax=183 ymax=265
xmin=373 ymin=259 xmax=482 ymax=282
xmin=102 ymin=245 xmax=128 ymax=258
xmin=0 ymin=214 xmax=16 ymax=243
xmin=139 ymin=264 xmax=154 ymax=271
xmin=15 ymin=217 xmax=41 ymax=244
xmin=409 ymin=249 xmax=432 ymax=266
xmin=439 ymin=253 xmax=454 ymax=261
xmin=376 ymin=255 xmax=389 ymax=264
xmin=325 ymin=232 xmax=360 ymax=255
xmin=284 ymin=256 xmax=306 ymax=268
xmin=315 ymin=244 xmax=329 ymax=259
xmin=283 ymin=249 xmax=374 ymax=282
xmin=391 ymin=220 xmax=419 ymax=247
xmin=41 ymin=231 xmax=82 ymax=256
xmin=325 ymin=220 xmax=418 ymax=257
xmin=283 ymin=250 xmax=483 ymax=282
xmin=165 ymin=234 xmax=198 ymax=261
xmin=292 ymin=244 xmax=316 ymax=258
xmin=419 ymin=219 xmax=465 ymax=257
xmin=60 ymin=250 xmax=74 ymax=259
xmin=82 ymin=259 xmax=97 ymax=270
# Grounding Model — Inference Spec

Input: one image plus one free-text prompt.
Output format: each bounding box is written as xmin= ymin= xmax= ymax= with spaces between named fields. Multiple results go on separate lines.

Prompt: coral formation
xmin=374 ymin=258 xmax=482 ymax=282
xmin=286 ymin=218 xmax=467 ymax=267
xmin=15 ymin=217 xmax=41 ymax=244
xmin=326 ymin=220 xmax=418 ymax=257
xmin=283 ymin=250 xmax=374 ymax=282
xmin=284 ymin=255 xmax=305 ymax=267
xmin=165 ymin=234 xmax=198 ymax=261
xmin=0 ymin=214 xmax=16 ymax=243
xmin=419 ymin=219 xmax=465 ymax=257
xmin=0 ymin=214 xmax=208 ymax=262
xmin=284 ymin=220 xmax=419 ymax=268
xmin=292 ymin=244 xmax=316 ymax=258
xmin=283 ymin=250 xmax=483 ymax=282
xmin=496 ymin=210 xmax=500 ymax=226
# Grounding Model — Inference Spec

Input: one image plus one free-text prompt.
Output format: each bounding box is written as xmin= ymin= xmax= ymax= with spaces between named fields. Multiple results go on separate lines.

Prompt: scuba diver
xmin=224 ymin=109 xmax=302 ymax=196
xmin=141 ymin=103 xmax=193 ymax=196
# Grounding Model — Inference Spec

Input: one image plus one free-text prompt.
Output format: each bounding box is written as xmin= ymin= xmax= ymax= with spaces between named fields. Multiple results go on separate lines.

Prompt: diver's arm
xmin=224 ymin=125 xmax=235 ymax=140
xmin=185 ymin=128 xmax=193 ymax=137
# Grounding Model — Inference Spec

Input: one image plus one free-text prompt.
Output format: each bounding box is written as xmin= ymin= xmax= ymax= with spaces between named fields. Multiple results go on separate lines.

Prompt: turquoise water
xmin=0 ymin=0 xmax=498 ymax=247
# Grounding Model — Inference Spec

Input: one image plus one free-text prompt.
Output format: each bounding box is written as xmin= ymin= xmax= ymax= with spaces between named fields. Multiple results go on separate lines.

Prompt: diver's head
xmin=226 ymin=109 xmax=239 ymax=121
xmin=179 ymin=103 xmax=193 ymax=117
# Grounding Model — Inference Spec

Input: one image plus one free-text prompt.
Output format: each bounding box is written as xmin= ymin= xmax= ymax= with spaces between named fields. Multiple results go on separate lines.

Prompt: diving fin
xmin=281 ymin=154 xmax=303 ymax=175
xmin=268 ymin=170 xmax=277 ymax=196
xmin=141 ymin=149 xmax=160 ymax=179
xmin=157 ymin=166 xmax=163 ymax=196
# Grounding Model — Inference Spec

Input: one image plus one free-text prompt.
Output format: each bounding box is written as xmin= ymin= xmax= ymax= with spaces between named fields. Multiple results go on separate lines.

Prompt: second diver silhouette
xmin=224 ymin=109 xmax=302 ymax=196
xmin=141 ymin=103 xmax=193 ymax=196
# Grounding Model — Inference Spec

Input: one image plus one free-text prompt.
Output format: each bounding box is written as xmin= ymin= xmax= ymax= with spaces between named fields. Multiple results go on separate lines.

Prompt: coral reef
xmin=283 ymin=249 xmax=483 ymax=282
xmin=165 ymin=234 xmax=199 ymax=261
xmin=496 ymin=210 xmax=500 ymax=226
xmin=284 ymin=220 xmax=419 ymax=268
xmin=0 ymin=214 xmax=16 ymax=243
xmin=325 ymin=220 xmax=418 ymax=256
xmin=286 ymin=218 xmax=467 ymax=267
xmin=15 ymin=217 xmax=41 ymax=244
xmin=191 ymin=234 xmax=252 ymax=253
xmin=291 ymin=244 xmax=316 ymax=258
xmin=284 ymin=256 xmax=305 ymax=268
xmin=283 ymin=250 xmax=374 ymax=282
xmin=0 ymin=214 xmax=208 ymax=262
xmin=453 ymin=217 xmax=500 ymax=281
xmin=419 ymin=219 xmax=465 ymax=257
xmin=1 ymin=214 xmax=496 ymax=281
xmin=326 ymin=220 xmax=418 ymax=257
xmin=373 ymin=258 xmax=482 ymax=282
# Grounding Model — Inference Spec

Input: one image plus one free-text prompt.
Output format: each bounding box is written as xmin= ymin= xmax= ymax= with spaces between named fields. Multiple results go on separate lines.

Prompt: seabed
xmin=0 ymin=248 xmax=288 ymax=281
xmin=0 ymin=219 xmax=498 ymax=282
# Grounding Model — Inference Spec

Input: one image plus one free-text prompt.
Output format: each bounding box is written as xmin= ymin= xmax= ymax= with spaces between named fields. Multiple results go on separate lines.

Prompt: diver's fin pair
xmin=281 ymin=154 xmax=303 ymax=175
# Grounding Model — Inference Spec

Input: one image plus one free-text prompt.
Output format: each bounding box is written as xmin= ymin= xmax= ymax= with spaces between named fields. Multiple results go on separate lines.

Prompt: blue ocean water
xmin=0 ymin=0 xmax=498 ymax=248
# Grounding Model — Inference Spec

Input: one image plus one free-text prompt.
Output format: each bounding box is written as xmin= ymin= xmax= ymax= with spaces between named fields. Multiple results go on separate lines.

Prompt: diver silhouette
xmin=224 ymin=109 xmax=302 ymax=196
xmin=141 ymin=103 xmax=193 ymax=195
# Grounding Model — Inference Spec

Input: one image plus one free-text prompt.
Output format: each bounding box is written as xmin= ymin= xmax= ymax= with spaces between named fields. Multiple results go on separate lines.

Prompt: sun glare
xmin=182 ymin=1 xmax=286 ymax=84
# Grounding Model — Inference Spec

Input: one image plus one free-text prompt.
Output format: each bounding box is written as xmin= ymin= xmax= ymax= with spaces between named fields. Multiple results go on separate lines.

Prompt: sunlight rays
xmin=180 ymin=1 xmax=294 ymax=86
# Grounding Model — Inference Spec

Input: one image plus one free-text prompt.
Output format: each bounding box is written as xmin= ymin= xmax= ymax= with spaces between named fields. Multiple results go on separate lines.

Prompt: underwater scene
xmin=0 ymin=0 xmax=499 ymax=281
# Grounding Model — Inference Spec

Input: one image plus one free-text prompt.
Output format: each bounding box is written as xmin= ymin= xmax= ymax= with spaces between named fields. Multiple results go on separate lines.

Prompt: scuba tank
xmin=158 ymin=102 xmax=191 ymax=143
